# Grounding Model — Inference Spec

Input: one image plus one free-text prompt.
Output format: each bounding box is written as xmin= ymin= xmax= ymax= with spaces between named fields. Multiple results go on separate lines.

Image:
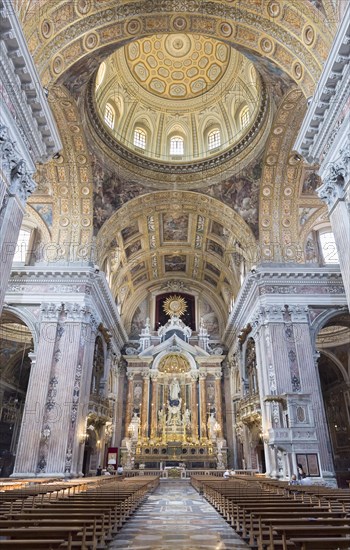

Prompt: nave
xmin=108 ymin=480 xmax=248 ymax=550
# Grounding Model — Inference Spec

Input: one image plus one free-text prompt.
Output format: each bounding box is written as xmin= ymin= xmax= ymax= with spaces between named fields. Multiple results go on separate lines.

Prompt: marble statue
xmin=169 ymin=377 xmax=180 ymax=400
xmin=207 ymin=412 xmax=220 ymax=440
xmin=128 ymin=412 xmax=140 ymax=440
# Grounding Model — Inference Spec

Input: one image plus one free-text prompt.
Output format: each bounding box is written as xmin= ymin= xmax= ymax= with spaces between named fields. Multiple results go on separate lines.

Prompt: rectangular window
xmin=13 ymin=229 xmax=31 ymax=263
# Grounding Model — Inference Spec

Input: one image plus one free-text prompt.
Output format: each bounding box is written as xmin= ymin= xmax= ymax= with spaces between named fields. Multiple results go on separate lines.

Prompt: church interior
xmin=1 ymin=0 xmax=350 ymax=520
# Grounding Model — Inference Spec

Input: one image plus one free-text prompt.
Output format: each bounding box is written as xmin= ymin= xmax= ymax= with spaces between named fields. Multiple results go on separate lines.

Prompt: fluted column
xmin=112 ymin=363 xmax=125 ymax=447
xmin=191 ymin=373 xmax=199 ymax=441
xmin=199 ymin=372 xmax=207 ymax=440
xmin=214 ymin=370 xmax=223 ymax=438
xmin=150 ymin=374 xmax=159 ymax=439
xmin=124 ymin=373 xmax=134 ymax=437
xmin=317 ymin=154 xmax=350 ymax=309
xmin=141 ymin=370 xmax=150 ymax=439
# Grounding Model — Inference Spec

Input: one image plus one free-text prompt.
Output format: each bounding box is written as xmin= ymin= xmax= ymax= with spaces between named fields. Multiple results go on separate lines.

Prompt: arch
xmin=24 ymin=2 xmax=332 ymax=100
xmin=1 ymin=306 xmax=39 ymax=352
xmin=152 ymin=350 xmax=197 ymax=373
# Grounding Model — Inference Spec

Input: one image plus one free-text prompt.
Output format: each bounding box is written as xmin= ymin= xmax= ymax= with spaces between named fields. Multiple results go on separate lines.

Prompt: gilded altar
xmin=121 ymin=312 xmax=227 ymax=469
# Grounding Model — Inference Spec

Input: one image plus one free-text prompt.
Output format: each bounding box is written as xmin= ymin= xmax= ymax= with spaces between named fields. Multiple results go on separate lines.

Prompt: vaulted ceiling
xmin=15 ymin=0 xmax=338 ymax=328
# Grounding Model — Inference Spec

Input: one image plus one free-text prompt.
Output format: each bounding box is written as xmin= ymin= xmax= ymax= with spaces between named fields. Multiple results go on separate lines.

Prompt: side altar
xmin=120 ymin=296 xmax=227 ymax=470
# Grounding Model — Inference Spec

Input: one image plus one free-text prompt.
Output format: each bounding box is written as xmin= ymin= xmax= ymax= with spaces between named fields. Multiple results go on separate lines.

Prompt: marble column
xmin=150 ymin=374 xmax=159 ymax=440
xmin=113 ymin=363 xmax=125 ymax=447
xmin=199 ymin=372 xmax=207 ymax=440
xmin=13 ymin=302 xmax=98 ymax=477
xmin=124 ymin=373 xmax=134 ymax=438
xmin=214 ymin=371 xmax=223 ymax=438
xmin=252 ymin=304 xmax=335 ymax=479
xmin=317 ymin=158 xmax=350 ymax=309
xmin=190 ymin=373 xmax=199 ymax=441
xmin=141 ymin=371 xmax=150 ymax=439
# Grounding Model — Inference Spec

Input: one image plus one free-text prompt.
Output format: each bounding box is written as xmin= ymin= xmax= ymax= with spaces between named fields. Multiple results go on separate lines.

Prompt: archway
xmin=0 ymin=311 xmax=34 ymax=477
xmin=316 ymin=312 xmax=350 ymax=487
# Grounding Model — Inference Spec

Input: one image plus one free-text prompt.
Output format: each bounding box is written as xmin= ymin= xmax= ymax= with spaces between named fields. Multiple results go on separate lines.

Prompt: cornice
xmin=86 ymin=75 xmax=269 ymax=177
xmin=294 ymin=1 xmax=350 ymax=165
xmin=5 ymin=264 xmax=128 ymax=348
xmin=223 ymin=264 xmax=346 ymax=349
xmin=0 ymin=0 xmax=61 ymax=162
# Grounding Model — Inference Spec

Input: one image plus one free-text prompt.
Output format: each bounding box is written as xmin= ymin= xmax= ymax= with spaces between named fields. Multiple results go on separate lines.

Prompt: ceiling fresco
xmin=11 ymin=0 xmax=338 ymax=319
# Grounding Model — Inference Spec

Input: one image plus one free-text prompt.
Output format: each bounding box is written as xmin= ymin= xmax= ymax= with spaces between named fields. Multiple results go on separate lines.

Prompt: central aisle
xmin=108 ymin=479 xmax=249 ymax=550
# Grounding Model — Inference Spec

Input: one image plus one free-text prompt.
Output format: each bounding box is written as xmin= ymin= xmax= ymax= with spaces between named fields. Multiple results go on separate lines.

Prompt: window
xmin=170 ymin=136 xmax=184 ymax=155
xmin=104 ymin=104 xmax=115 ymax=129
xmin=13 ymin=229 xmax=31 ymax=262
xmin=319 ymin=232 xmax=339 ymax=264
xmin=134 ymin=128 xmax=146 ymax=149
xmin=240 ymin=106 xmax=250 ymax=129
xmin=208 ymin=129 xmax=221 ymax=150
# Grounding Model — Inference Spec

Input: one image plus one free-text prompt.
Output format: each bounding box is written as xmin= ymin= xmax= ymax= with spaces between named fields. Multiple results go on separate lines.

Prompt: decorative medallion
xmin=127 ymin=19 xmax=142 ymax=35
xmin=163 ymin=295 xmax=188 ymax=317
xmin=220 ymin=22 xmax=233 ymax=37
xmin=267 ymin=1 xmax=281 ymax=18
xmin=84 ymin=32 xmax=99 ymax=51
xmin=303 ymin=25 xmax=315 ymax=46
xmin=41 ymin=20 xmax=52 ymax=39
xmin=172 ymin=16 xmax=187 ymax=32
xmin=75 ymin=0 xmax=91 ymax=15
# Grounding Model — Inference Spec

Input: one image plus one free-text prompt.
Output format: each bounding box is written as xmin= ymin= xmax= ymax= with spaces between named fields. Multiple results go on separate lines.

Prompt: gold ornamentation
xmin=158 ymin=353 xmax=191 ymax=373
xmin=163 ymin=295 xmax=187 ymax=317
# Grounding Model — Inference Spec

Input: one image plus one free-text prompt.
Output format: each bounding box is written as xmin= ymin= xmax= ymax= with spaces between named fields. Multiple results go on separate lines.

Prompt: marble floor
xmin=108 ymin=479 xmax=249 ymax=550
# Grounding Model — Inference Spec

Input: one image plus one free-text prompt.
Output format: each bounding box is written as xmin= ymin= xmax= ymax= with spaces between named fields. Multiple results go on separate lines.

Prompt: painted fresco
xmin=125 ymin=239 xmax=142 ymax=258
xmin=205 ymin=262 xmax=221 ymax=278
xmin=301 ymin=171 xmax=321 ymax=194
xmin=162 ymin=213 xmax=189 ymax=242
xmin=92 ymin=154 xmax=147 ymax=232
xmin=202 ymin=157 xmax=262 ymax=237
xmin=206 ymin=239 xmax=224 ymax=258
xmin=211 ymin=221 xmax=229 ymax=243
xmin=130 ymin=261 xmax=146 ymax=276
xmin=133 ymin=273 xmax=148 ymax=287
xmin=198 ymin=299 xmax=220 ymax=340
xmin=164 ymin=255 xmax=187 ymax=272
xmin=204 ymin=273 xmax=217 ymax=287
xmin=31 ymin=203 xmax=53 ymax=228
xmin=130 ymin=298 xmax=148 ymax=338
xmin=121 ymin=222 xmax=139 ymax=242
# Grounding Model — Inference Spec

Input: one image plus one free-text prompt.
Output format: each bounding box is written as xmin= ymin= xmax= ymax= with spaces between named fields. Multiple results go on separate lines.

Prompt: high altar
xmin=121 ymin=296 xmax=227 ymax=469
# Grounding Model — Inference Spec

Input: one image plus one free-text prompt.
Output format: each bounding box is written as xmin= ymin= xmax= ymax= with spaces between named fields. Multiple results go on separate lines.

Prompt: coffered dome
xmin=91 ymin=33 xmax=266 ymax=169
xmin=126 ymin=34 xmax=230 ymax=100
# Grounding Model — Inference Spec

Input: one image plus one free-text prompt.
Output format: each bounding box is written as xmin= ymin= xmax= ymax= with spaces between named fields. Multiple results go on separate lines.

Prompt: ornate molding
xmin=0 ymin=124 xmax=36 ymax=204
xmin=317 ymin=144 xmax=350 ymax=209
xmin=0 ymin=2 xmax=61 ymax=162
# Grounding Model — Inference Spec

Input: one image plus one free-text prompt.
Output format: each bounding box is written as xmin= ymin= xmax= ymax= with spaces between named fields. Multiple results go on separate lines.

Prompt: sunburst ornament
xmin=163 ymin=295 xmax=187 ymax=318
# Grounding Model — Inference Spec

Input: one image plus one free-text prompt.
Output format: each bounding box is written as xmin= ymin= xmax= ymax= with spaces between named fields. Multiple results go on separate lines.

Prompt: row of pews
xmin=0 ymin=475 xmax=159 ymax=549
xmin=191 ymin=475 xmax=350 ymax=550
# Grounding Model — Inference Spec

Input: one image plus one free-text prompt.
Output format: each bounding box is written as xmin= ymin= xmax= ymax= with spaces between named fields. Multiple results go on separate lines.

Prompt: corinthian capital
xmin=318 ymin=147 xmax=349 ymax=209
xmin=9 ymin=160 xmax=36 ymax=204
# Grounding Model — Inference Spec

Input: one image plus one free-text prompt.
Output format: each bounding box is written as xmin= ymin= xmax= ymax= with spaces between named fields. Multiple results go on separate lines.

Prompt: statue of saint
xmin=207 ymin=412 xmax=219 ymax=440
xmin=169 ymin=377 xmax=180 ymax=401
xmin=184 ymin=408 xmax=191 ymax=425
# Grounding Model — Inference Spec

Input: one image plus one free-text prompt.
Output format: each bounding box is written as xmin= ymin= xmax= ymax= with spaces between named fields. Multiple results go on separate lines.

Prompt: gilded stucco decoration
xmin=96 ymin=191 xmax=255 ymax=318
xmin=158 ymin=354 xmax=191 ymax=374
xmin=13 ymin=0 xmax=336 ymax=262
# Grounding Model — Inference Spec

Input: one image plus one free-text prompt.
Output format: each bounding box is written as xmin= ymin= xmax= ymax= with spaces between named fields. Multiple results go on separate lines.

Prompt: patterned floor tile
xmin=107 ymin=480 xmax=249 ymax=549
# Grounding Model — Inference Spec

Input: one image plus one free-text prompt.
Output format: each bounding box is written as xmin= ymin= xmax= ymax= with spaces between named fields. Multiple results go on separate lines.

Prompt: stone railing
xmin=88 ymin=393 xmax=113 ymax=421
xmin=237 ymin=392 xmax=262 ymax=425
